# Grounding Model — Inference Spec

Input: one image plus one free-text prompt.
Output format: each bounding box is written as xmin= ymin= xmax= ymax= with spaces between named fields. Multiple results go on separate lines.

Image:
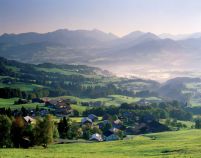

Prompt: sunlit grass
xmin=1 ymin=130 xmax=201 ymax=158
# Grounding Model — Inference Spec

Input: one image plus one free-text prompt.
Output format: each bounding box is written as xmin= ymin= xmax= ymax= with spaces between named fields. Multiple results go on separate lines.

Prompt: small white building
xmin=23 ymin=116 xmax=34 ymax=124
xmin=90 ymin=133 xmax=103 ymax=142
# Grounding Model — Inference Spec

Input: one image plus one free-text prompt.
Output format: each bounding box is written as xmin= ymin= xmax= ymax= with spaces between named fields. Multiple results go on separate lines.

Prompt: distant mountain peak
xmin=121 ymin=31 xmax=145 ymax=39
xmin=121 ymin=31 xmax=159 ymax=41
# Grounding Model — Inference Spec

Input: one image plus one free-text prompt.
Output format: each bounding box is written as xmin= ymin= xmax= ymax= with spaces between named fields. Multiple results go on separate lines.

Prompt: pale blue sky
xmin=0 ymin=0 xmax=201 ymax=36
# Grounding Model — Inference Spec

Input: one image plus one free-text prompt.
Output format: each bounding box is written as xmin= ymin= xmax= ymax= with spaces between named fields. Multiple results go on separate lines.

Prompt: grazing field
xmin=53 ymin=95 xmax=158 ymax=107
xmin=1 ymin=130 xmax=201 ymax=158
xmin=0 ymin=94 xmax=164 ymax=111
xmin=0 ymin=98 xmax=18 ymax=107
xmin=0 ymin=98 xmax=46 ymax=109
xmin=0 ymin=82 xmax=45 ymax=91
xmin=70 ymin=104 xmax=89 ymax=114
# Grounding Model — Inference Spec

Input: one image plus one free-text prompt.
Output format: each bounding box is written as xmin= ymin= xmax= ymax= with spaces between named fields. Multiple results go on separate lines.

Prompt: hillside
xmin=159 ymin=77 xmax=201 ymax=106
xmin=1 ymin=29 xmax=201 ymax=80
xmin=2 ymin=57 xmax=201 ymax=108
xmin=1 ymin=130 xmax=201 ymax=158
xmin=0 ymin=57 xmax=160 ymax=99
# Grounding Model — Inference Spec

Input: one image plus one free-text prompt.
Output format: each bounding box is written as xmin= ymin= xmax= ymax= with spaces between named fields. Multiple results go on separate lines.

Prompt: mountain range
xmin=1 ymin=29 xmax=201 ymax=81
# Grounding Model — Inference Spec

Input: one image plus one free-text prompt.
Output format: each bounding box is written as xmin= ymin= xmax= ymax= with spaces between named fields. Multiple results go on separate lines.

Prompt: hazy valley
xmin=2 ymin=29 xmax=201 ymax=81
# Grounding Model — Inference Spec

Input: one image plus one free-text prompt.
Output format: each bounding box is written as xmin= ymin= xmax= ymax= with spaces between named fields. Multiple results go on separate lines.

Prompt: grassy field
xmin=37 ymin=67 xmax=103 ymax=80
xmin=160 ymin=119 xmax=195 ymax=129
xmin=0 ymin=98 xmax=18 ymax=107
xmin=0 ymin=82 xmax=45 ymax=91
xmin=53 ymin=94 xmax=155 ymax=107
xmin=70 ymin=104 xmax=89 ymax=114
xmin=0 ymin=94 xmax=162 ymax=111
xmin=0 ymin=98 xmax=46 ymax=109
xmin=1 ymin=130 xmax=201 ymax=158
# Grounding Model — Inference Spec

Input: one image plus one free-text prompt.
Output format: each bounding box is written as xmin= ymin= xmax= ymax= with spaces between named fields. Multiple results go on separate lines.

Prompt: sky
xmin=0 ymin=0 xmax=201 ymax=36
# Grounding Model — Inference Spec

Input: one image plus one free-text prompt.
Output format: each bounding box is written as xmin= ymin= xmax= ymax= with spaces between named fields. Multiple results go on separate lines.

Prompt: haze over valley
xmin=1 ymin=29 xmax=201 ymax=81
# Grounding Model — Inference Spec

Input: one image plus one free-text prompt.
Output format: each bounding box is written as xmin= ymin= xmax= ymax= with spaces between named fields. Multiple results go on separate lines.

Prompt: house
xmin=125 ymin=121 xmax=170 ymax=135
xmin=45 ymin=99 xmax=72 ymax=116
xmin=45 ymin=99 xmax=58 ymax=108
xmin=97 ymin=120 xmax=111 ymax=129
xmin=105 ymin=134 xmax=120 ymax=141
xmin=112 ymin=119 xmax=125 ymax=130
xmin=54 ymin=108 xmax=72 ymax=117
xmin=55 ymin=100 xmax=72 ymax=116
xmin=90 ymin=133 xmax=103 ymax=142
xmin=23 ymin=116 xmax=34 ymax=125
xmin=109 ymin=127 xmax=119 ymax=133
xmin=46 ymin=99 xmax=71 ymax=109
xmin=81 ymin=117 xmax=93 ymax=125
xmin=103 ymin=130 xmax=120 ymax=141
xmin=113 ymin=119 xmax=122 ymax=124
xmin=56 ymin=100 xmax=71 ymax=109
xmin=103 ymin=130 xmax=113 ymax=137
xmin=88 ymin=114 xmax=98 ymax=122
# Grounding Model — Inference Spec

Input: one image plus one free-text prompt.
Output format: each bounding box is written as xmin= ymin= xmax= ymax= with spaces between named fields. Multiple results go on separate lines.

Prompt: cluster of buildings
xmin=44 ymin=98 xmax=73 ymax=117
xmin=81 ymin=114 xmax=125 ymax=142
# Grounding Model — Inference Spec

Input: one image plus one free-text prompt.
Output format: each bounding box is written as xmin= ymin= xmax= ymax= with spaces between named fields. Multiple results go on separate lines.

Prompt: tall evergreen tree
xmin=0 ymin=115 xmax=12 ymax=147
xmin=34 ymin=115 xmax=54 ymax=148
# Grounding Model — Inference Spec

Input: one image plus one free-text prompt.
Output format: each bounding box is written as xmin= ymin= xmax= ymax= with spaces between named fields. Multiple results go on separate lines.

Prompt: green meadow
xmin=1 ymin=130 xmax=201 ymax=158
xmin=0 ymin=98 xmax=46 ymax=109
xmin=54 ymin=94 xmax=153 ymax=107
xmin=0 ymin=82 xmax=45 ymax=91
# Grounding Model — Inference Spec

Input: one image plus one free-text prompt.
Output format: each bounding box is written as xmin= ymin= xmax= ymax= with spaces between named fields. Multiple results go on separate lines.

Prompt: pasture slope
xmin=0 ymin=129 xmax=201 ymax=158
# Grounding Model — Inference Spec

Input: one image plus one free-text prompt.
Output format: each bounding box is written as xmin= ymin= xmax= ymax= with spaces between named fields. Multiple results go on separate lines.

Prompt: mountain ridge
xmin=1 ymin=29 xmax=201 ymax=81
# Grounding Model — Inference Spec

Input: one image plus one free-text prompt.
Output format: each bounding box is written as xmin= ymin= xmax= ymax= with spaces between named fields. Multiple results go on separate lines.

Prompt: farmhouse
xmin=103 ymin=130 xmax=120 ymax=141
xmin=81 ymin=117 xmax=93 ymax=125
xmin=113 ymin=119 xmax=125 ymax=130
xmin=88 ymin=114 xmax=98 ymax=122
xmin=98 ymin=120 xmax=111 ymax=129
xmin=45 ymin=99 xmax=57 ymax=107
xmin=56 ymin=100 xmax=71 ymax=109
xmin=45 ymin=98 xmax=72 ymax=116
xmin=90 ymin=133 xmax=103 ymax=142
xmin=23 ymin=116 xmax=34 ymax=125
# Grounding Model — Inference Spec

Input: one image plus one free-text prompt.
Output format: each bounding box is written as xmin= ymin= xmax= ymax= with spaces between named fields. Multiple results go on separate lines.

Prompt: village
xmin=0 ymin=97 xmax=170 ymax=144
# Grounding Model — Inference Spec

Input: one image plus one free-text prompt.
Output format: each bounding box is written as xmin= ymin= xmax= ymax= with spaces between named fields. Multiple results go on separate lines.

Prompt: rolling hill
xmin=2 ymin=57 xmax=201 ymax=107
xmin=1 ymin=130 xmax=201 ymax=158
xmin=1 ymin=29 xmax=201 ymax=80
xmin=0 ymin=57 xmax=160 ymax=99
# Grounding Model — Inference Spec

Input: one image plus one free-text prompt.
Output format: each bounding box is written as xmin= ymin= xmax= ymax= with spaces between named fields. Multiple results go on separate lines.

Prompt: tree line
xmin=0 ymin=115 xmax=58 ymax=148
